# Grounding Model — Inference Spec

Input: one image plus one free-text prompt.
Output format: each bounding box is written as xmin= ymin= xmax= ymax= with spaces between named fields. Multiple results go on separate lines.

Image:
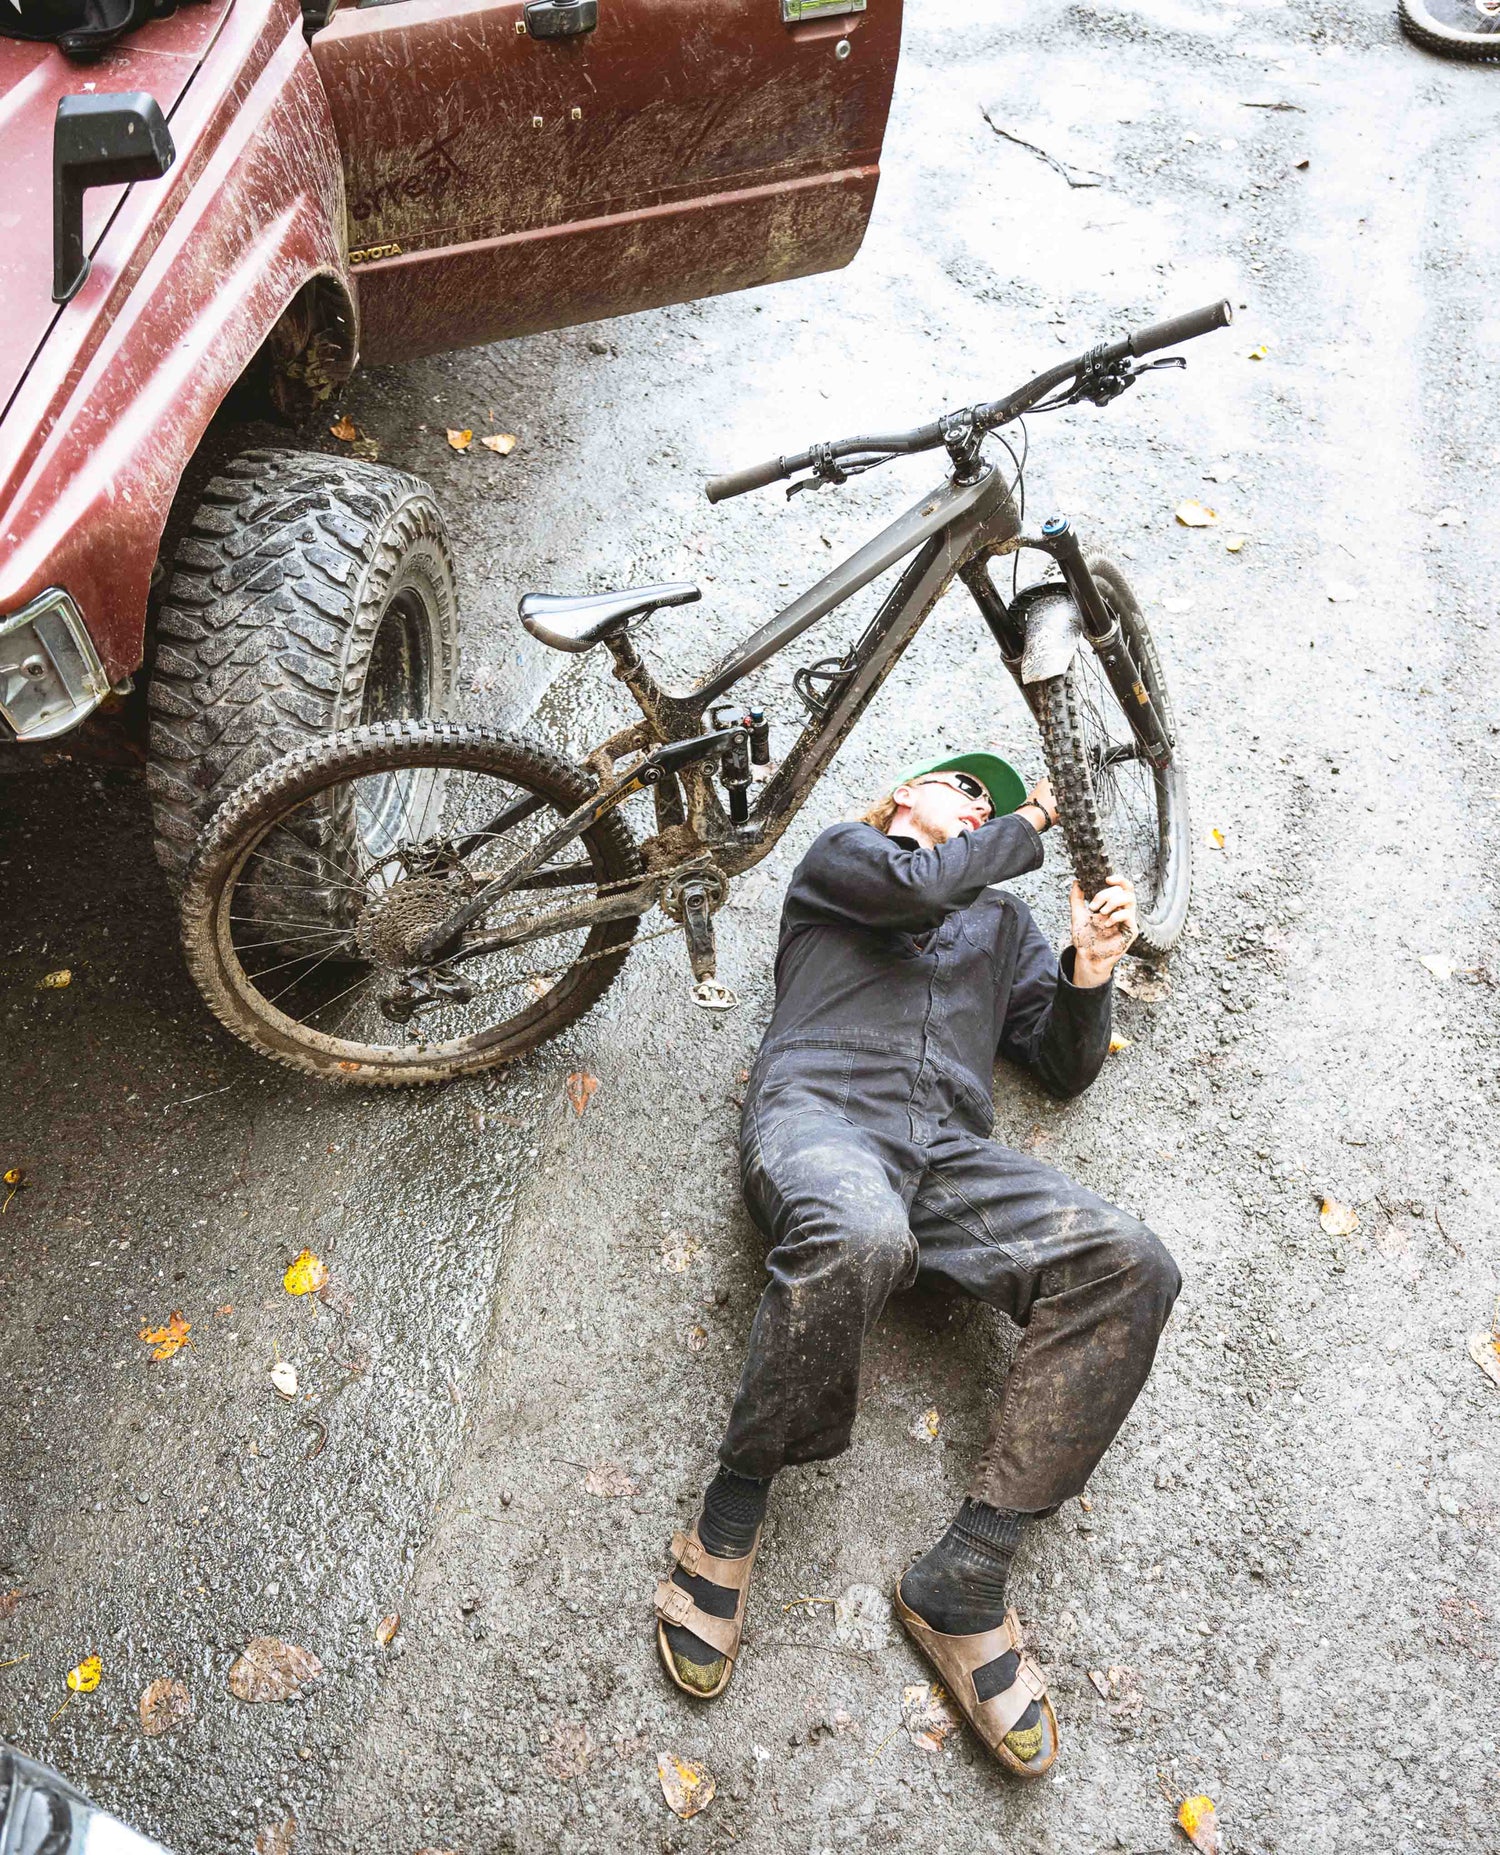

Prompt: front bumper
xmin=0 ymin=589 xmax=112 ymax=742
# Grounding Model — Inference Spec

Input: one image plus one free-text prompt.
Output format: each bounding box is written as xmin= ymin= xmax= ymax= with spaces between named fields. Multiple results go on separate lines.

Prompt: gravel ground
xmin=3 ymin=0 xmax=1498 ymax=1850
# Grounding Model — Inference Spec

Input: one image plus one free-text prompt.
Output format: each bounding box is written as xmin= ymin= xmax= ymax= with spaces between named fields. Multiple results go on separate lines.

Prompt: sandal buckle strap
xmin=669 ymin=1529 xmax=702 ymax=1575
xmin=654 ymin=1582 xmax=696 ymax=1628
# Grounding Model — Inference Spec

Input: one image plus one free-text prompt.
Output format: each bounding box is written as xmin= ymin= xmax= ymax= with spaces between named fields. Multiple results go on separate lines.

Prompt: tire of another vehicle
xmin=1396 ymin=0 xmax=1500 ymax=58
xmin=1035 ymin=556 xmax=1191 ymax=960
xmin=147 ymin=448 xmax=459 ymax=888
xmin=182 ymin=721 xmax=643 ymax=1085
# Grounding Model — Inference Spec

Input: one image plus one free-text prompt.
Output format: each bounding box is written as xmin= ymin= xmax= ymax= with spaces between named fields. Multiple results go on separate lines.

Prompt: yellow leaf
xmin=139 ymin=1310 xmax=191 ymax=1361
xmin=657 ymin=1751 xmax=715 ymax=1819
xmin=329 ymin=416 xmax=358 ymax=442
xmin=374 ymin=1612 xmax=401 ymax=1647
xmin=1319 ymin=1197 xmax=1359 ymax=1238
xmin=1466 ymin=1331 xmax=1500 ymax=1391
xmin=283 ymin=1249 xmax=329 ymax=1296
xmin=1177 ymin=1793 xmax=1221 ymax=1853
xmin=67 ymin=1655 xmax=102 ymax=1694
xmin=39 ymin=968 xmax=72 ymax=989
xmin=1205 ymin=827 xmax=1225 ymax=849
xmin=910 ymin=1406 xmax=940 ymax=1442
xmin=901 ymin=1681 xmax=959 ymax=1751
xmin=1224 ymin=535 xmax=1246 ymax=553
xmin=1175 ymin=500 xmax=1219 ymax=528
xmin=481 ymin=433 xmax=518 ymax=455
xmin=565 ymin=1070 xmax=599 ymax=1116
xmin=1247 ymin=344 xmax=1269 ymax=360
xmin=1108 ymin=1034 xmax=1132 ymax=1054
xmin=446 ymin=428 xmax=474 ymax=451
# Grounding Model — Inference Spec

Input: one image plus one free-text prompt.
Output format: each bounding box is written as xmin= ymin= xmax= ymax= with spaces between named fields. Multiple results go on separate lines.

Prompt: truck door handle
xmin=524 ymin=0 xmax=597 ymax=37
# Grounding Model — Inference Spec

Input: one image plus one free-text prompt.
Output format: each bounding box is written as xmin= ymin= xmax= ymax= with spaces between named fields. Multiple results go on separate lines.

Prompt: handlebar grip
xmin=1128 ymin=298 xmax=1234 ymax=359
xmin=705 ymin=455 xmax=789 ymax=504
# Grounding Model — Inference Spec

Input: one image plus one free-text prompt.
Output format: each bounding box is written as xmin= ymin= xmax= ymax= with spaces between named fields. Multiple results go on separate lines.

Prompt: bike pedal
xmin=691 ymin=978 xmax=738 ymax=1012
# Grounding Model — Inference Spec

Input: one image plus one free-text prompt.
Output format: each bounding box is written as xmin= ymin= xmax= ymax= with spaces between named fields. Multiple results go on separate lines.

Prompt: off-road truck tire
xmin=147 ymin=447 xmax=458 ymax=887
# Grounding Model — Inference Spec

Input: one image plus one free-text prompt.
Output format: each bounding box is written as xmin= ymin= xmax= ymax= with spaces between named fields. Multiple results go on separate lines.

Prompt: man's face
xmin=893 ymin=772 xmax=993 ymax=843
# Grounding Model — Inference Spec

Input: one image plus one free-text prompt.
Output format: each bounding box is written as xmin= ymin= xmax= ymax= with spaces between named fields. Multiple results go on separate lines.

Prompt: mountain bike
xmin=181 ymin=299 xmax=1233 ymax=1084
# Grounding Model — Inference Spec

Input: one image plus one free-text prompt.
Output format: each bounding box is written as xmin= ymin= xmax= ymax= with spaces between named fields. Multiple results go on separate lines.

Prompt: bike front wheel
xmin=1035 ymin=557 xmax=1191 ymax=958
xmin=181 ymin=721 xmax=643 ymax=1084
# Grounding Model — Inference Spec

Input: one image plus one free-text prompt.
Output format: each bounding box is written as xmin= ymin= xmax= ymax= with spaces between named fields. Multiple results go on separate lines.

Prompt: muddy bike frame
xmin=414 ymin=299 xmax=1234 ymax=986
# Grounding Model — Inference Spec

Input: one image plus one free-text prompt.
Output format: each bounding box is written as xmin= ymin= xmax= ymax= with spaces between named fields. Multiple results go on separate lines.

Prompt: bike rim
xmin=1070 ymin=649 xmax=1169 ymax=914
xmin=212 ymin=761 xmax=631 ymax=1070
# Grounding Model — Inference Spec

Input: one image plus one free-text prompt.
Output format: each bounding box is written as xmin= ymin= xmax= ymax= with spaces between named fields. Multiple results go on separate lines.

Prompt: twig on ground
xmin=980 ymin=107 xmax=1108 ymax=188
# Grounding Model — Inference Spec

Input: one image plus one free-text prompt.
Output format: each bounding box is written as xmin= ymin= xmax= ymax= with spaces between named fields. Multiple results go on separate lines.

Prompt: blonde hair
xmin=859 ymin=793 xmax=900 ymax=833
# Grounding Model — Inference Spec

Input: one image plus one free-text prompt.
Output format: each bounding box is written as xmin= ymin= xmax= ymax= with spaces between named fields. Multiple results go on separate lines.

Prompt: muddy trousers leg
xmin=718 ymin=1109 xmax=917 ymax=1479
xmin=909 ymin=1133 xmax=1182 ymax=1511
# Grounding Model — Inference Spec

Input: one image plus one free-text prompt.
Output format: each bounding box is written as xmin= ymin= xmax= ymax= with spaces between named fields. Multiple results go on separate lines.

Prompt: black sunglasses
xmin=916 ymin=771 xmax=989 ymax=804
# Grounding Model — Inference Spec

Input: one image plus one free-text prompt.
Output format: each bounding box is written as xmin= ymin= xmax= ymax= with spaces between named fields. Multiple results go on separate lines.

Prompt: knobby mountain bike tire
xmin=1396 ymin=0 xmax=1500 ymax=59
xmin=181 ymin=720 xmax=642 ymax=1085
xmin=1035 ymin=558 xmax=1191 ymax=959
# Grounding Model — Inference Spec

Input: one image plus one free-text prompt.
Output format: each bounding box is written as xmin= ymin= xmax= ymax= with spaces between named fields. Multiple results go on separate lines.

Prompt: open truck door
xmin=309 ymin=0 xmax=903 ymax=363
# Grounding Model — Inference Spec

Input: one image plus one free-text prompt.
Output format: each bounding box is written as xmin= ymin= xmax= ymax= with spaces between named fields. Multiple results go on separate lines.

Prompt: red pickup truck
xmin=0 ymin=0 xmax=901 ymax=878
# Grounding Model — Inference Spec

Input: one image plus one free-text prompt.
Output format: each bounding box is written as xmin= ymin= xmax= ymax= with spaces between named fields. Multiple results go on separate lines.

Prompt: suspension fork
xmin=959 ymin=552 xmax=1044 ymax=722
xmin=1039 ymin=518 xmax=1173 ymax=771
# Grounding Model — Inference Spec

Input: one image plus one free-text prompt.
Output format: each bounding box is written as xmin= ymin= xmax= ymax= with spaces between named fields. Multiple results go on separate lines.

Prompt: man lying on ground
xmin=652 ymin=749 xmax=1180 ymax=1778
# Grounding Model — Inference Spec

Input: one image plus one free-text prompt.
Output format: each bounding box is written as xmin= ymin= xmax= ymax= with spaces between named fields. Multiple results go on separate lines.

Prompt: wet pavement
xmin=3 ymin=0 xmax=1499 ymax=1849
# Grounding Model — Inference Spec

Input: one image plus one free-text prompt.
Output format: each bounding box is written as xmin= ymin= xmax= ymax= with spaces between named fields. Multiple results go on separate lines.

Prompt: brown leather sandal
xmin=653 ymin=1523 xmax=760 ymax=1701
xmin=892 ymin=1590 xmax=1060 ymax=1778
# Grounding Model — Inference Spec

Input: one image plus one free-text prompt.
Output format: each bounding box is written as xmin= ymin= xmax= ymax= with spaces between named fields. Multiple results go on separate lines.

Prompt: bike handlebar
xmin=704 ymin=298 xmax=1233 ymax=501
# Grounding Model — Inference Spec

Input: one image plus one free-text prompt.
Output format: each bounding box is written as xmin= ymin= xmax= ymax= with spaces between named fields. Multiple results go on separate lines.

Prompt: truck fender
xmin=1019 ymin=585 xmax=1087 ymax=685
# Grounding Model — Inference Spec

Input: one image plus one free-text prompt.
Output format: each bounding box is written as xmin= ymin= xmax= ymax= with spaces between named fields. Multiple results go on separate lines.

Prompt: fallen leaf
xmin=67 ymin=1655 xmax=102 ymax=1694
xmin=138 ymin=1676 xmax=191 ymax=1737
xmin=657 ymin=1750 xmax=715 ymax=1818
xmin=39 ymin=968 xmax=72 ymax=989
xmin=215 ymin=1303 xmax=234 ymax=1316
xmin=1466 ymin=1331 xmax=1500 ymax=1391
xmin=833 ymin=1583 xmax=894 ymax=1652
xmin=1107 ymin=1663 xmax=1145 ymax=1719
xmin=1416 ymin=955 xmax=1453 ymax=982
xmin=139 ymin=1311 xmax=191 ymax=1361
xmin=1205 ymin=827 xmax=1225 ymax=850
xmin=1087 ymin=1668 xmax=1111 ymax=1699
xmin=565 ymin=1070 xmax=599 ymax=1116
xmin=583 ymin=1460 xmax=636 ymax=1499
xmin=283 ymin=1249 xmax=329 ymax=1296
xmin=374 ymin=1612 xmax=400 ymax=1647
xmin=909 ymin=1406 xmax=940 ymax=1442
xmin=255 ymin=1816 xmax=297 ymax=1855
xmin=481 ymin=433 xmax=518 ymax=455
xmin=2 ymin=1168 xmax=27 ymax=1213
xmin=446 ymin=428 xmax=474 ymax=451
xmin=0 ymin=1589 xmax=19 ymax=1620
xmin=1432 ymin=507 xmax=1463 ymax=527
xmin=1324 ymin=580 xmax=1358 ymax=603
xmin=685 ymin=1324 xmax=709 ymax=1354
xmin=1177 ymin=1793 xmax=1221 ymax=1853
xmin=542 ymin=1719 xmax=595 ymax=1779
xmin=1116 ymin=967 xmax=1170 ymax=1003
xmin=1247 ymin=344 xmax=1269 ymax=360
xmin=1319 ymin=1197 xmax=1359 ymax=1239
xmin=227 ymin=1637 xmax=322 ymax=1704
xmin=1175 ymin=500 xmax=1219 ymax=528
xmin=901 ymin=1681 xmax=959 ymax=1752
xmin=329 ymin=416 xmax=358 ymax=442
xmin=270 ymin=1361 xmax=299 ymax=1398
xmin=1108 ymin=1034 xmax=1132 ymax=1054
xmin=658 ymin=1236 xmax=700 ymax=1273
xmin=1224 ymin=535 xmax=1246 ymax=553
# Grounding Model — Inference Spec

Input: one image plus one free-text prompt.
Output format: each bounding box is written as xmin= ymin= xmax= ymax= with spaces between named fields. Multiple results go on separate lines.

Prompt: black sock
xmin=663 ymin=1467 xmax=770 ymax=1673
xmin=900 ymin=1501 xmax=1041 ymax=1721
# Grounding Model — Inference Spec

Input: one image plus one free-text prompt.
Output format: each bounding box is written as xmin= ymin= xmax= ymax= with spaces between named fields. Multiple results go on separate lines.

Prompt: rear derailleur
xmin=378 ymin=963 xmax=473 ymax=1025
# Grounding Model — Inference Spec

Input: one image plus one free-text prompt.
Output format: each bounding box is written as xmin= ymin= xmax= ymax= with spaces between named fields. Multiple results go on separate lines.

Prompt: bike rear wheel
xmin=1035 ymin=557 xmax=1191 ymax=958
xmin=181 ymin=721 xmax=643 ymax=1084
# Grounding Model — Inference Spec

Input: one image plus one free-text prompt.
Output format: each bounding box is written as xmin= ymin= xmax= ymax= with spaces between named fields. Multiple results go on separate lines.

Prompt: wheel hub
xmin=356 ymin=873 xmax=472 ymax=967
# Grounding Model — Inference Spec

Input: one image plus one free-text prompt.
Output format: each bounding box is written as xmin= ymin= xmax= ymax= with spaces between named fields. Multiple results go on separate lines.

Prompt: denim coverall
xmin=719 ymin=814 xmax=1181 ymax=1512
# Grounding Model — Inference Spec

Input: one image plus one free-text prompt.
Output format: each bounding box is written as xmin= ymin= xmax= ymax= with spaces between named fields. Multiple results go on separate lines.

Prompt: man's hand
xmin=1070 ymin=876 xmax=1138 ymax=987
xmin=1013 ymin=776 xmax=1057 ymax=833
